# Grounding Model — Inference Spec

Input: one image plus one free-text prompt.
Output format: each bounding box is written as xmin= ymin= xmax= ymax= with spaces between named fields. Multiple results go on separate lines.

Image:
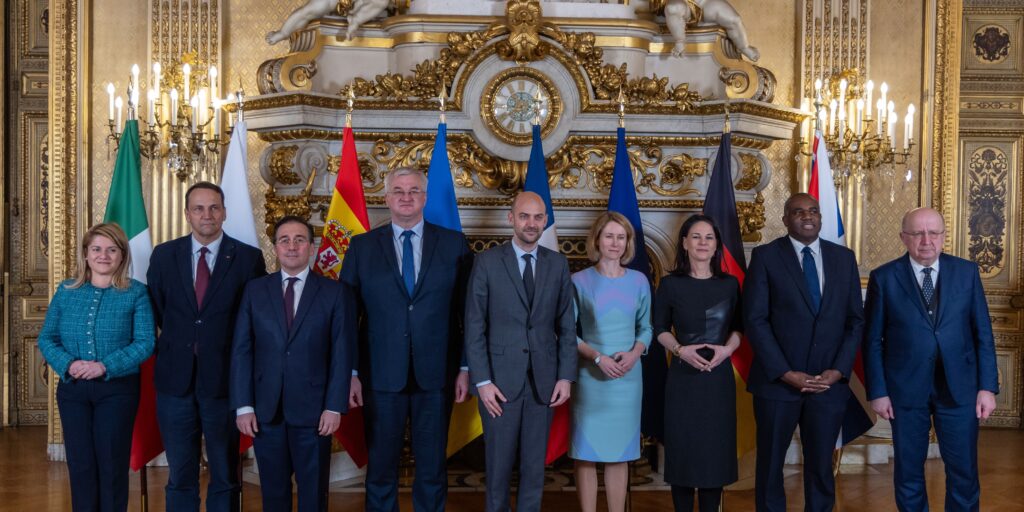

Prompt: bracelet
xmin=594 ymin=354 xmax=602 ymax=365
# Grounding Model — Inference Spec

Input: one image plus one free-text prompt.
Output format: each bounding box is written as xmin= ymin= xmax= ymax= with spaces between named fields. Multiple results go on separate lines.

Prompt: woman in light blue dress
xmin=571 ymin=211 xmax=653 ymax=512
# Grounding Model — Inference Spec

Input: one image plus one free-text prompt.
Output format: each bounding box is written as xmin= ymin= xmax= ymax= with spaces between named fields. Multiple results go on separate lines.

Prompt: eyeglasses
xmin=388 ymin=189 xmax=424 ymax=198
xmin=901 ymin=230 xmax=945 ymax=239
xmin=275 ymin=236 xmax=310 ymax=246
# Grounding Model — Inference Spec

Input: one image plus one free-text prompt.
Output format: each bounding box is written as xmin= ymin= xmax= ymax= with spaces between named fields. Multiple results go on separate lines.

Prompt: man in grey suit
xmin=465 ymin=191 xmax=577 ymax=512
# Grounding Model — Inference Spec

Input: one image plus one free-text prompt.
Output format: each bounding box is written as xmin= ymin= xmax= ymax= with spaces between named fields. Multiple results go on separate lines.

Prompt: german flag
xmin=702 ymin=129 xmax=756 ymax=459
xmin=314 ymin=125 xmax=370 ymax=467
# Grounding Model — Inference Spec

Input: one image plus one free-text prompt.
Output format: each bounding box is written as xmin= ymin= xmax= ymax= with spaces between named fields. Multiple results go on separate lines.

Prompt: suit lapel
xmin=377 ymin=225 xmax=410 ymax=298
xmin=413 ymin=223 xmax=439 ymax=299
xmin=500 ymin=243 xmax=530 ymax=309
xmin=289 ymin=272 xmax=319 ymax=341
xmin=934 ymin=254 xmax=951 ymax=325
xmin=776 ymin=237 xmax=817 ymax=314
xmin=177 ymin=237 xmax=200 ymax=313
xmin=266 ymin=272 xmax=289 ymax=341
xmin=819 ymin=242 xmax=840 ymax=311
xmin=531 ymin=248 xmax=554 ymax=317
xmin=895 ymin=254 xmax=931 ymax=322
xmin=199 ymin=236 xmax=237 ymax=312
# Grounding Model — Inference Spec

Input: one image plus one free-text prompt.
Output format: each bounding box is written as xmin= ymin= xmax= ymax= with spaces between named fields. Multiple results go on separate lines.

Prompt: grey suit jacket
xmin=464 ymin=242 xmax=577 ymax=401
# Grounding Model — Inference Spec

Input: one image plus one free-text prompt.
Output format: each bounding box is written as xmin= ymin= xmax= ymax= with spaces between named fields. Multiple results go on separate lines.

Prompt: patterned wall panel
xmin=962 ymin=12 xmax=1023 ymax=76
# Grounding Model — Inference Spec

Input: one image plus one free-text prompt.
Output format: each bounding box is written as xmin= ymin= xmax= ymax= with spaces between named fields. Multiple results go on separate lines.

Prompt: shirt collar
xmin=281 ymin=267 xmax=311 ymax=283
xmin=511 ymin=239 xmax=539 ymax=260
xmin=191 ymin=233 xmax=224 ymax=256
xmin=788 ymin=235 xmax=821 ymax=255
xmin=909 ymin=255 xmax=940 ymax=275
xmin=391 ymin=220 xmax=425 ymax=241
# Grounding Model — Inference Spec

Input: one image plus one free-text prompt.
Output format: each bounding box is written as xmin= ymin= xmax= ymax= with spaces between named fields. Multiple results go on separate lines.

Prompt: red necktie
xmin=284 ymin=277 xmax=298 ymax=329
xmin=195 ymin=247 xmax=211 ymax=308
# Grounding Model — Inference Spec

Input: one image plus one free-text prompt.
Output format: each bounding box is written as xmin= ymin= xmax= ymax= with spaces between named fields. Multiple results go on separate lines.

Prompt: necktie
xmin=284 ymin=277 xmax=298 ymax=329
xmin=195 ymin=247 xmax=210 ymax=308
xmin=522 ymin=253 xmax=535 ymax=305
xmin=401 ymin=230 xmax=416 ymax=295
xmin=922 ymin=267 xmax=935 ymax=307
xmin=801 ymin=246 xmax=821 ymax=313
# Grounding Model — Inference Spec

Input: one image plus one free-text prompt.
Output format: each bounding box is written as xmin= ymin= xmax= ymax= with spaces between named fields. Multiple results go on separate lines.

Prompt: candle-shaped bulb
xmin=839 ymin=78 xmax=848 ymax=92
xmin=153 ymin=62 xmax=161 ymax=75
xmin=209 ymin=66 xmax=218 ymax=80
xmin=182 ymin=63 xmax=191 ymax=75
xmin=131 ymin=64 xmax=140 ymax=87
xmin=107 ymin=82 xmax=115 ymax=95
xmin=209 ymin=66 xmax=218 ymax=101
xmin=907 ymin=103 xmax=916 ymax=115
xmin=814 ymin=78 xmax=823 ymax=92
xmin=115 ymin=96 xmax=124 ymax=129
xmin=887 ymin=100 xmax=895 ymax=113
xmin=115 ymin=96 xmax=123 ymax=109
xmin=865 ymin=80 xmax=874 ymax=93
xmin=106 ymin=83 xmax=116 ymax=121
xmin=880 ymin=82 xmax=888 ymax=95
xmin=182 ymin=63 xmax=191 ymax=100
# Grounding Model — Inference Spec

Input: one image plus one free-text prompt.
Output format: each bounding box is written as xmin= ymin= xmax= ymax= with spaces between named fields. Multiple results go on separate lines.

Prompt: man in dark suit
xmin=465 ymin=191 xmax=576 ymax=512
xmin=146 ymin=182 xmax=267 ymax=512
xmin=743 ymin=192 xmax=864 ymax=512
xmin=231 ymin=215 xmax=355 ymax=512
xmin=340 ymin=168 xmax=473 ymax=512
xmin=864 ymin=207 xmax=998 ymax=512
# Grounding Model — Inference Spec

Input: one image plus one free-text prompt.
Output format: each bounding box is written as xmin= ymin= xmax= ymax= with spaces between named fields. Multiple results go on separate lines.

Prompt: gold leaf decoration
xmin=268 ymin=145 xmax=301 ymax=185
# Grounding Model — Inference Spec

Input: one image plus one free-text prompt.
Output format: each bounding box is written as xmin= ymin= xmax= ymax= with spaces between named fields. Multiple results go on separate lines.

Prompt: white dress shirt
xmin=908 ymin=257 xmax=940 ymax=290
xmin=191 ymin=233 xmax=223 ymax=281
xmin=391 ymin=220 xmax=425 ymax=280
xmin=789 ymin=236 xmax=825 ymax=293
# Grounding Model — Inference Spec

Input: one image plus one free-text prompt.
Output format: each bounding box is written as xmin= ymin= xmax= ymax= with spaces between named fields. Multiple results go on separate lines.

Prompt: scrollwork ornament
xmin=269 ymin=145 xmax=302 ymax=185
xmin=639 ymin=152 xmax=707 ymax=196
xmin=967 ymin=147 xmax=1007 ymax=276
xmin=736 ymin=153 xmax=762 ymax=190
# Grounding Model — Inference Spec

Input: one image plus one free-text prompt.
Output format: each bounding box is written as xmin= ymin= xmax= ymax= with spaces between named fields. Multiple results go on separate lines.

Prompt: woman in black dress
xmin=654 ymin=214 xmax=742 ymax=512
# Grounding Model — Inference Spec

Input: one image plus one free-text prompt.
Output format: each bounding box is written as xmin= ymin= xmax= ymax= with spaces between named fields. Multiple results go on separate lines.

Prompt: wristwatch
xmin=594 ymin=355 xmax=602 ymax=365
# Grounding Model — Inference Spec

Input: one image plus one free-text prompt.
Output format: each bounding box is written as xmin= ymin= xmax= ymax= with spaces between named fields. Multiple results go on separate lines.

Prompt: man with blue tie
xmin=864 ymin=207 xmax=998 ymax=511
xmin=231 ymin=216 xmax=355 ymax=512
xmin=147 ymin=182 xmax=267 ymax=512
xmin=340 ymin=168 xmax=473 ymax=512
xmin=743 ymin=193 xmax=865 ymax=512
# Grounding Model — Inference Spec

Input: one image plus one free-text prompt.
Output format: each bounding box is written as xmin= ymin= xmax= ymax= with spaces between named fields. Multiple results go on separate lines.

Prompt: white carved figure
xmin=344 ymin=0 xmax=389 ymax=40
xmin=665 ymin=0 xmax=759 ymax=61
xmin=265 ymin=0 xmax=390 ymax=46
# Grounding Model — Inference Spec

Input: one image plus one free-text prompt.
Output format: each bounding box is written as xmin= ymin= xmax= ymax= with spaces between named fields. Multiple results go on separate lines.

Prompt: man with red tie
xmin=147 ymin=182 xmax=267 ymax=512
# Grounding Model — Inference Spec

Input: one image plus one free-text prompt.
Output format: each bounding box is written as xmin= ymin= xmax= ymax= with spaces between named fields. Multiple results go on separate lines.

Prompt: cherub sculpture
xmin=664 ymin=0 xmax=759 ymax=61
xmin=266 ymin=0 xmax=390 ymax=45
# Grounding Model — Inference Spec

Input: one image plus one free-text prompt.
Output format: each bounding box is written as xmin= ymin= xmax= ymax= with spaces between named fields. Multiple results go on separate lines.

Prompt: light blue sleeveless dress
xmin=569 ymin=267 xmax=652 ymax=462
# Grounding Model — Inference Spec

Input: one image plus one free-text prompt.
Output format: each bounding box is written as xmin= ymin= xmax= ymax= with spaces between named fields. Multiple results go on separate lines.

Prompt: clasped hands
xmin=595 ymin=343 xmax=644 ymax=379
xmin=68 ymin=360 xmax=107 ymax=380
xmin=235 ymin=410 xmax=341 ymax=438
xmin=676 ymin=344 xmax=734 ymax=372
xmin=477 ymin=379 xmax=571 ymax=419
xmin=781 ymin=369 xmax=842 ymax=393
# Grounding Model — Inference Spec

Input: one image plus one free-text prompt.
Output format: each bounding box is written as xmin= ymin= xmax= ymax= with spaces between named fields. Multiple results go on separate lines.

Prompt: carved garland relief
xmin=967 ymin=147 xmax=1008 ymax=277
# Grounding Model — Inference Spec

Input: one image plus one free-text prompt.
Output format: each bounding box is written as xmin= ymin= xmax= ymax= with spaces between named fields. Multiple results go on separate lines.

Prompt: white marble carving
xmin=665 ymin=0 xmax=759 ymax=61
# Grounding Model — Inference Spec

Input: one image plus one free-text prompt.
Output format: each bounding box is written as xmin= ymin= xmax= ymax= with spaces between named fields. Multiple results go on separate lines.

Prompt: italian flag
xmin=103 ymin=120 xmax=161 ymax=471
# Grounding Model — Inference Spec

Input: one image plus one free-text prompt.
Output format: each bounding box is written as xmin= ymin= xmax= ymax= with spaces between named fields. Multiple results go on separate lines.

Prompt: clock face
xmin=481 ymin=68 xmax=562 ymax=146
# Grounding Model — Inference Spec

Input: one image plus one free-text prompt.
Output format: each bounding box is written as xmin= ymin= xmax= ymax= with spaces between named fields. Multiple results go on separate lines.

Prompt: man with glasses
xmin=864 ymin=207 xmax=998 ymax=511
xmin=231 ymin=215 xmax=355 ymax=512
xmin=340 ymin=168 xmax=473 ymax=512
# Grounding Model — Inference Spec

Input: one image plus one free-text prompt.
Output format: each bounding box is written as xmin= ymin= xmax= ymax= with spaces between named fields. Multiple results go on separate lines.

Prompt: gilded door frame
xmin=1 ymin=0 xmax=9 ymax=428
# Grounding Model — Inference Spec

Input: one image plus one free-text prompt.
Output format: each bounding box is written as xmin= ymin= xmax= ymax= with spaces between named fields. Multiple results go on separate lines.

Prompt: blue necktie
xmin=921 ymin=267 xmax=935 ymax=306
xmin=401 ymin=230 xmax=416 ymax=295
xmin=802 ymin=246 xmax=821 ymax=313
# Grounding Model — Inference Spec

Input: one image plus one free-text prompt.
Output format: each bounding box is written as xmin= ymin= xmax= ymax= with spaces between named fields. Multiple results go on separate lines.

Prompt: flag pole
xmin=346 ymin=83 xmax=355 ymax=129
xmin=438 ymin=82 xmax=447 ymax=124
xmin=139 ymin=465 xmax=148 ymax=512
xmin=617 ymin=86 xmax=626 ymax=129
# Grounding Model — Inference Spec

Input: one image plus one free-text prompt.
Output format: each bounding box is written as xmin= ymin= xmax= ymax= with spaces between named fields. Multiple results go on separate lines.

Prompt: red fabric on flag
xmin=335 ymin=407 xmax=369 ymax=467
xmin=545 ymin=402 xmax=571 ymax=464
xmin=129 ymin=356 xmax=163 ymax=471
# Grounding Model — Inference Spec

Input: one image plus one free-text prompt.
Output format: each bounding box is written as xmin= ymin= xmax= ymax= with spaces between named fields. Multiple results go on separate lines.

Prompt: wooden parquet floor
xmin=1 ymin=426 xmax=1021 ymax=511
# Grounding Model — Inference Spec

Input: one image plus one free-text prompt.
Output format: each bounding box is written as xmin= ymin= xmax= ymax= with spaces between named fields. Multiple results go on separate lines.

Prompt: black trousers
xmin=56 ymin=374 xmax=140 ymax=512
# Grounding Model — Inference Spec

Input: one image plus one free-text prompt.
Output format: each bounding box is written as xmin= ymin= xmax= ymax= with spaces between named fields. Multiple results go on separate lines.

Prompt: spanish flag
xmin=314 ymin=125 xmax=370 ymax=467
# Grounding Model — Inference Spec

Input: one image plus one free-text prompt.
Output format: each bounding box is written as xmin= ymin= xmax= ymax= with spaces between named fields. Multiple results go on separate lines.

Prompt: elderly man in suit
xmin=743 ymin=192 xmax=865 ymax=512
xmin=340 ymin=167 xmax=473 ymax=512
xmin=864 ymin=207 xmax=998 ymax=512
xmin=231 ymin=215 xmax=355 ymax=512
xmin=464 ymin=191 xmax=577 ymax=512
xmin=146 ymin=182 xmax=267 ymax=512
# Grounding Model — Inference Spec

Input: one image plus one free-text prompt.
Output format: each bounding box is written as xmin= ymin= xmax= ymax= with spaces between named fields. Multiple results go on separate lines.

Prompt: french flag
xmin=809 ymin=131 xmax=875 ymax=446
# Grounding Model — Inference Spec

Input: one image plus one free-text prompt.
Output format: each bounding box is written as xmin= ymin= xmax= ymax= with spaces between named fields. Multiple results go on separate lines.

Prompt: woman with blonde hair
xmin=570 ymin=211 xmax=653 ymax=512
xmin=38 ymin=223 xmax=155 ymax=512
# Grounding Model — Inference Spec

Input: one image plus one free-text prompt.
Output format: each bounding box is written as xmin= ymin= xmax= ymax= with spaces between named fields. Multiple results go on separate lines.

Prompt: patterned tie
xmin=195 ymin=247 xmax=211 ymax=308
xmin=522 ymin=253 xmax=535 ymax=305
xmin=921 ymin=267 xmax=935 ymax=307
xmin=284 ymin=277 xmax=298 ymax=329
xmin=802 ymin=246 xmax=822 ymax=313
xmin=401 ymin=230 xmax=416 ymax=295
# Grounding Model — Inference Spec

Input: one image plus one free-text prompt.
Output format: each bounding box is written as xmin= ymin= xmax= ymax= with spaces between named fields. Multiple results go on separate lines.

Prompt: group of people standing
xmin=38 ymin=166 xmax=999 ymax=512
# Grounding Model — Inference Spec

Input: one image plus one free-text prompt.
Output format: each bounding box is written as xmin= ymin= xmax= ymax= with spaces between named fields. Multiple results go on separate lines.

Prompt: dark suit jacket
xmin=464 ymin=242 xmax=577 ymax=401
xmin=339 ymin=222 xmax=473 ymax=393
xmin=743 ymin=236 xmax=865 ymax=401
xmin=863 ymin=253 xmax=999 ymax=407
xmin=147 ymin=234 xmax=267 ymax=398
xmin=229 ymin=271 xmax=355 ymax=426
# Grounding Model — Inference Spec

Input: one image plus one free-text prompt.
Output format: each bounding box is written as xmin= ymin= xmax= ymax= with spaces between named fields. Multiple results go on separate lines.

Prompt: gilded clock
xmin=481 ymin=67 xmax=563 ymax=146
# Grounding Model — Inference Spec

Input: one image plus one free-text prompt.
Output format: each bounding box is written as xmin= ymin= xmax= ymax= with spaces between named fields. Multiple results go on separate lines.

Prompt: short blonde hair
xmin=586 ymin=211 xmax=636 ymax=264
xmin=68 ymin=223 xmax=133 ymax=290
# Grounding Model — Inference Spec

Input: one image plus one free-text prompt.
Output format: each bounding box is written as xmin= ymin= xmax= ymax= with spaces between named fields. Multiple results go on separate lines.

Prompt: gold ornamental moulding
xmin=257 ymin=0 xmax=774 ymax=109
